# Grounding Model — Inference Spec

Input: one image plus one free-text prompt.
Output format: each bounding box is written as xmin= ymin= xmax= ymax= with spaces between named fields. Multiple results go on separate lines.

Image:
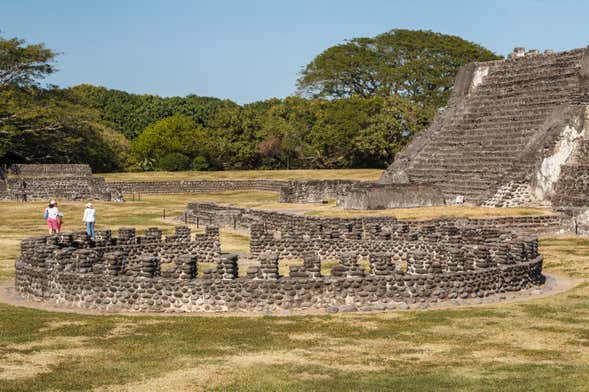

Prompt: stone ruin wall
xmin=380 ymin=47 xmax=589 ymax=209
xmin=9 ymin=164 xmax=93 ymax=176
xmin=552 ymin=138 xmax=589 ymax=207
xmin=337 ymin=183 xmax=446 ymax=209
xmin=184 ymin=202 xmax=570 ymax=242
xmin=1 ymin=164 xmax=121 ymax=202
xmin=5 ymin=176 xmax=117 ymax=202
xmin=278 ymin=180 xmax=358 ymax=203
xmin=109 ymin=179 xmax=287 ymax=194
xmin=15 ymin=222 xmax=544 ymax=313
xmin=278 ymin=180 xmax=447 ymax=209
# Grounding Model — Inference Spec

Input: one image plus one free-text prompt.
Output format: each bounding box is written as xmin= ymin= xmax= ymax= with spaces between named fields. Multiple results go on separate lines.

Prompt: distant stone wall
xmin=109 ymin=179 xmax=286 ymax=194
xmin=337 ymin=183 xmax=446 ymax=209
xmin=184 ymin=202 xmax=569 ymax=245
xmin=5 ymin=177 xmax=118 ymax=201
xmin=279 ymin=180 xmax=358 ymax=203
xmin=14 ymin=222 xmax=544 ymax=313
xmin=2 ymin=164 xmax=122 ymax=202
xmin=9 ymin=164 xmax=92 ymax=177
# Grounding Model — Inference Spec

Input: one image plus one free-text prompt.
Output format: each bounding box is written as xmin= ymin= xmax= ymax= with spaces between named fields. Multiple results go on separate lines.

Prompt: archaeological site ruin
xmin=381 ymin=46 xmax=589 ymax=209
xmin=13 ymin=46 xmax=589 ymax=313
xmin=14 ymin=221 xmax=543 ymax=313
xmin=1 ymin=164 xmax=123 ymax=201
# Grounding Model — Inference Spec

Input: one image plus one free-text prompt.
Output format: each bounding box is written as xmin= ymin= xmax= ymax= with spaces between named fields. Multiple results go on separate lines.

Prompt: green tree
xmin=0 ymin=35 xmax=130 ymax=172
xmin=256 ymin=97 xmax=317 ymax=169
xmin=0 ymin=88 xmax=130 ymax=172
xmin=65 ymin=84 xmax=235 ymax=139
xmin=157 ymin=152 xmax=191 ymax=171
xmin=297 ymin=29 xmax=501 ymax=107
xmin=352 ymin=96 xmax=429 ymax=167
xmin=191 ymin=155 xmax=209 ymax=171
xmin=308 ymin=97 xmax=381 ymax=168
xmin=131 ymin=114 xmax=217 ymax=169
xmin=0 ymin=35 xmax=58 ymax=89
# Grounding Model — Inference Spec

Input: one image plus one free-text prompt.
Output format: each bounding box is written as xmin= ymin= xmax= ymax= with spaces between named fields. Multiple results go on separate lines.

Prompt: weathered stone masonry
xmin=184 ymin=202 xmax=569 ymax=240
xmin=380 ymin=47 xmax=589 ymax=208
xmin=109 ymin=179 xmax=286 ymax=194
xmin=278 ymin=180 xmax=446 ymax=209
xmin=279 ymin=180 xmax=358 ymax=203
xmin=1 ymin=164 xmax=122 ymax=201
xmin=15 ymin=222 xmax=544 ymax=313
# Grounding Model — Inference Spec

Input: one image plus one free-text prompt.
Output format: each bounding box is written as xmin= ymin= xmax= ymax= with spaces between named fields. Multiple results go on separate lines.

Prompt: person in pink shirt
xmin=44 ymin=200 xmax=60 ymax=234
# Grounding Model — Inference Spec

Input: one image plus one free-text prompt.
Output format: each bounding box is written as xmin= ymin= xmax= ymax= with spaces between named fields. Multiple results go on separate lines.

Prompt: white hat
xmin=50 ymin=200 xmax=56 ymax=205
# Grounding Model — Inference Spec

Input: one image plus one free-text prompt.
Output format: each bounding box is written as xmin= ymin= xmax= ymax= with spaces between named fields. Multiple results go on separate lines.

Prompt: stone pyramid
xmin=380 ymin=46 xmax=589 ymax=208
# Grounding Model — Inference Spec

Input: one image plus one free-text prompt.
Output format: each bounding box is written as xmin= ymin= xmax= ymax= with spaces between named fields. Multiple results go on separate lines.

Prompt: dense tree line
xmin=0 ymin=30 xmax=500 ymax=172
xmin=125 ymin=95 xmax=431 ymax=171
xmin=0 ymin=36 xmax=130 ymax=172
xmin=0 ymin=88 xmax=130 ymax=172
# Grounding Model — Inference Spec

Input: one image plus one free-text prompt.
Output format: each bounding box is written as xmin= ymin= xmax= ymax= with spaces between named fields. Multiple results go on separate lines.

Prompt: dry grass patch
xmin=3 ymin=336 xmax=89 ymax=352
xmin=287 ymin=332 xmax=328 ymax=341
xmin=541 ymin=237 xmax=589 ymax=278
xmin=38 ymin=320 xmax=88 ymax=332
xmin=1 ymin=347 xmax=104 ymax=381
xmin=103 ymin=169 xmax=383 ymax=182
xmin=104 ymin=320 xmax=167 ymax=339
xmin=294 ymin=372 xmax=332 ymax=381
xmin=219 ymin=230 xmax=250 ymax=255
xmin=226 ymin=348 xmax=386 ymax=372
xmin=0 ymin=336 xmax=104 ymax=381
xmin=93 ymin=364 xmax=236 ymax=392
xmin=305 ymin=205 xmax=554 ymax=220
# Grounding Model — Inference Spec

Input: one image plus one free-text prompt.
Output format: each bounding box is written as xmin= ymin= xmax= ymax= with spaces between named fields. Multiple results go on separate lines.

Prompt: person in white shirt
xmin=83 ymin=203 xmax=96 ymax=240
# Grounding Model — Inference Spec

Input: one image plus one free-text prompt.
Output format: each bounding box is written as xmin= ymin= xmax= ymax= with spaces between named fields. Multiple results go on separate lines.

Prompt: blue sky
xmin=2 ymin=0 xmax=589 ymax=103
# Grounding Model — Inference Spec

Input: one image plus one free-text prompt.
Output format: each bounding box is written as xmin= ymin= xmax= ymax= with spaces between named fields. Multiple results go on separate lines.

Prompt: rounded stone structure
xmin=14 ymin=222 xmax=544 ymax=313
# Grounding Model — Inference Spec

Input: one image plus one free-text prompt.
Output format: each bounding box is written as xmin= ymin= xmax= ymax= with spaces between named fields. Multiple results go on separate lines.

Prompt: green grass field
xmin=0 ymin=187 xmax=588 ymax=391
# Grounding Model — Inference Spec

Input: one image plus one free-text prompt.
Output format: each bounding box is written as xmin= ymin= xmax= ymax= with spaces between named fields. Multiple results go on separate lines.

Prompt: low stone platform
xmin=1 ymin=164 xmax=122 ymax=202
xmin=337 ymin=183 xmax=445 ymax=209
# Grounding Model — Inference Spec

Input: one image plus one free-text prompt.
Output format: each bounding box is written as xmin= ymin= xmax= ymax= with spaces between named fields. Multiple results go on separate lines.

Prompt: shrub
xmin=191 ymin=156 xmax=209 ymax=171
xmin=157 ymin=152 xmax=190 ymax=171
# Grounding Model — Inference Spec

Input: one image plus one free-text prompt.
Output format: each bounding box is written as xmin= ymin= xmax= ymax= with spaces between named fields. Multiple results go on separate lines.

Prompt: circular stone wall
xmin=14 ymin=222 xmax=544 ymax=313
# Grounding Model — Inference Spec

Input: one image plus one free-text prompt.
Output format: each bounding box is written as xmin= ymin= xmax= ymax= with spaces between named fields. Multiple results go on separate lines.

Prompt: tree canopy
xmin=65 ymin=85 xmax=234 ymax=139
xmin=0 ymin=29 xmax=502 ymax=172
xmin=296 ymin=29 xmax=501 ymax=107
xmin=127 ymin=96 xmax=427 ymax=171
xmin=0 ymin=88 xmax=130 ymax=171
xmin=0 ymin=35 xmax=129 ymax=172
xmin=0 ymin=35 xmax=58 ymax=89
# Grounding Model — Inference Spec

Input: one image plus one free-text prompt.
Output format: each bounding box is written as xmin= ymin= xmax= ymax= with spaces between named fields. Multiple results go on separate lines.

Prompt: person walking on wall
xmin=83 ymin=202 xmax=96 ymax=240
xmin=44 ymin=200 xmax=60 ymax=234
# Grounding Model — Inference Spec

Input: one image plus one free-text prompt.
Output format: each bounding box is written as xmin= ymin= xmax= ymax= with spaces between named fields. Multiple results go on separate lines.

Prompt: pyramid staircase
xmin=381 ymin=48 xmax=589 ymax=207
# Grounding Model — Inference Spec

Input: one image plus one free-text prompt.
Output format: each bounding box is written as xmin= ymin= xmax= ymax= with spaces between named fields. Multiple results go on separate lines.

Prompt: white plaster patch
xmin=576 ymin=209 xmax=589 ymax=234
xmin=535 ymin=125 xmax=586 ymax=199
xmin=470 ymin=66 xmax=489 ymax=91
